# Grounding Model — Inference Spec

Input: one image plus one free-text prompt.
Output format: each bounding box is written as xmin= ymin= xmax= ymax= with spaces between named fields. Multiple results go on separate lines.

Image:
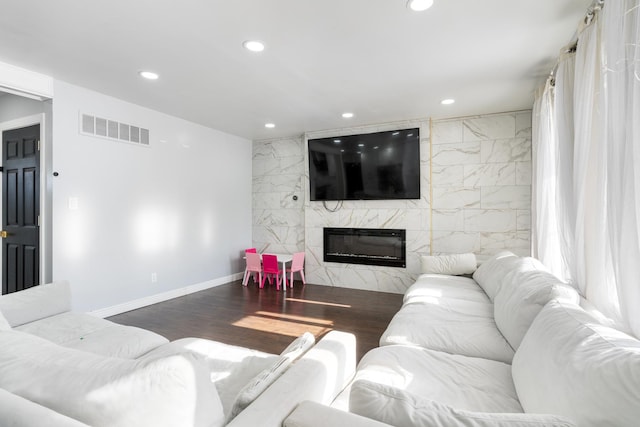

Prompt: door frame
xmin=0 ymin=113 xmax=48 ymax=286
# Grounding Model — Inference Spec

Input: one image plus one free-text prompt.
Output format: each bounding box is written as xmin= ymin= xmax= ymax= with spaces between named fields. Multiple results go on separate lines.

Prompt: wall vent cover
xmin=80 ymin=113 xmax=150 ymax=146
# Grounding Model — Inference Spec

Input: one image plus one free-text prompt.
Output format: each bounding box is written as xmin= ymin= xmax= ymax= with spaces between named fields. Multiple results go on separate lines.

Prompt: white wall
xmin=51 ymin=81 xmax=253 ymax=312
xmin=0 ymin=93 xmax=46 ymax=122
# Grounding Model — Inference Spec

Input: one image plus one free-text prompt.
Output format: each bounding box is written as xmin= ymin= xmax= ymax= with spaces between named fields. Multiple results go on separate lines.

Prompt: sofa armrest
xmin=227 ymin=330 xmax=356 ymax=427
xmin=284 ymin=401 xmax=393 ymax=427
xmin=0 ymin=388 xmax=91 ymax=427
xmin=0 ymin=281 xmax=71 ymax=327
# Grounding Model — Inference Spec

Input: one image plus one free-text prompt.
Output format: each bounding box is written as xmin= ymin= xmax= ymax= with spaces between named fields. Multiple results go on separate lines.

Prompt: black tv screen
xmin=308 ymin=128 xmax=421 ymax=201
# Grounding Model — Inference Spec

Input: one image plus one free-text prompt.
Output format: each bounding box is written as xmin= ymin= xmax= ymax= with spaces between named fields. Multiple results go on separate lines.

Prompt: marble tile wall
xmin=252 ymin=136 xmax=306 ymax=254
xmin=252 ymin=110 xmax=532 ymax=294
xmin=431 ymin=111 xmax=532 ymax=259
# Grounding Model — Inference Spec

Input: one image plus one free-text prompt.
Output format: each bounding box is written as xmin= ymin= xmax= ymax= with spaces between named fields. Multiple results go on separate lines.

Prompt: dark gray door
xmin=2 ymin=124 xmax=40 ymax=295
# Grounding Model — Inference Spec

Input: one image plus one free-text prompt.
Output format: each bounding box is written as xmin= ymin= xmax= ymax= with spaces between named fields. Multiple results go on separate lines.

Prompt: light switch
xmin=68 ymin=197 xmax=79 ymax=210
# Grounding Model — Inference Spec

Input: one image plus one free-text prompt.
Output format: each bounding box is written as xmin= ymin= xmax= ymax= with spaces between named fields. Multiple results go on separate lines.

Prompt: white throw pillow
xmin=512 ymin=300 xmax=640 ymax=427
xmin=227 ymin=332 xmax=315 ymax=420
xmin=420 ymin=253 xmax=477 ymax=275
xmin=349 ymin=380 xmax=576 ymax=427
xmin=228 ymin=356 xmax=290 ymax=419
xmin=0 ymin=309 xmax=10 ymax=331
xmin=280 ymin=331 xmax=315 ymax=361
xmin=493 ymin=260 xmax=579 ymax=349
xmin=0 ymin=281 xmax=71 ymax=327
xmin=471 ymin=251 xmax=518 ymax=301
xmin=0 ymin=330 xmax=224 ymax=427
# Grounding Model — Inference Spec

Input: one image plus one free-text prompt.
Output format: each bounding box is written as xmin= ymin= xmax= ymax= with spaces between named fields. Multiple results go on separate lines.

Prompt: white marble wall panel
xmin=432 ymin=111 xmax=532 ymax=257
xmin=481 ymin=138 xmax=531 ymax=164
xmin=516 ymin=111 xmax=533 ymax=139
xmin=463 ymin=163 xmax=515 ymax=187
xmin=517 ymin=209 xmax=531 ymax=231
xmin=253 ymin=111 xmax=532 ymax=295
xmin=464 ymin=209 xmax=517 ymax=232
xmin=432 ymin=209 xmax=464 ymax=231
xmin=432 ymin=187 xmax=481 ymax=209
xmin=463 ymin=115 xmax=516 ymax=141
xmin=480 ymin=231 xmax=530 ymax=257
xmin=480 ymin=185 xmax=531 ymax=209
xmin=252 ymin=137 xmax=306 ymax=255
xmin=432 ymin=164 xmax=464 ymax=186
xmin=432 ymin=142 xmax=481 ymax=166
xmin=516 ymin=161 xmax=532 ymax=185
xmin=432 ymin=120 xmax=463 ymax=144
xmin=431 ymin=231 xmax=481 ymax=254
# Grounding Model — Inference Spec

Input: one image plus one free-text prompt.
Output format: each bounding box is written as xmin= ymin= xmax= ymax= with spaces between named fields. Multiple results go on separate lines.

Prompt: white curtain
xmin=532 ymin=53 xmax=576 ymax=284
xmin=601 ymin=0 xmax=640 ymax=337
xmin=533 ymin=0 xmax=640 ymax=337
xmin=531 ymin=79 xmax=555 ymax=267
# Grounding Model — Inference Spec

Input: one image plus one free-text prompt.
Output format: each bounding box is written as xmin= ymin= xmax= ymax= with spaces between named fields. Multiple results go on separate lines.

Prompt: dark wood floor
xmin=108 ymin=280 xmax=403 ymax=361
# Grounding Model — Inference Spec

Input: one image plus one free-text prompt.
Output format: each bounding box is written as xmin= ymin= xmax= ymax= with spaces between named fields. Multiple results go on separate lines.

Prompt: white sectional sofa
xmin=284 ymin=251 xmax=640 ymax=427
xmin=0 ymin=281 xmax=356 ymax=427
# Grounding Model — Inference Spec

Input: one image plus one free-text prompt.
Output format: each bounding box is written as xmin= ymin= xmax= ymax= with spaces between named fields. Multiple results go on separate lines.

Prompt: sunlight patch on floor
xmin=232 ymin=315 xmax=332 ymax=337
xmin=285 ymin=298 xmax=352 ymax=308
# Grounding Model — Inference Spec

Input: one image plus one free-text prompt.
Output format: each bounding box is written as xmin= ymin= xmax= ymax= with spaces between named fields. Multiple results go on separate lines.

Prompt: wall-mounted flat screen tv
xmin=308 ymin=128 xmax=420 ymax=201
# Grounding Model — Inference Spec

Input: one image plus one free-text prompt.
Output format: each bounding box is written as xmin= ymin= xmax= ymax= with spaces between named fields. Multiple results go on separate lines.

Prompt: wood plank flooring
xmin=108 ymin=280 xmax=403 ymax=361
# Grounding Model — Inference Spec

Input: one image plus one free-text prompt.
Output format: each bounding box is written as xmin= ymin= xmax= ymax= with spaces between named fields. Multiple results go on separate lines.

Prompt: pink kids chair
xmin=261 ymin=254 xmax=284 ymax=290
xmin=242 ymin=251 xmax=262 ymax=287
xmin=285 ymin=252 xmax=306 ymax=289
xmin=242 ymin=248 xmax=258 ymax=285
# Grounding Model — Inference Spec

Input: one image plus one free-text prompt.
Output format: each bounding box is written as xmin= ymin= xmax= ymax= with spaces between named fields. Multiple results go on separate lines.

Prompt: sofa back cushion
xmin=420 ymin=253 xmax=477 ymax=275
xmin=493 ymin=258 xmax=579 ymax=349
xmin=512 ymin=300 xmax=640 ymax=427
xmin=349 ymin=380 xmax=576 ymax=427
xmin=0 ymin=330 xmax=224 ymax=427
xmin=0 ymin=281 xmax=71 ymax=327
xmin=472 ymin=251 xmax=518 ymax=300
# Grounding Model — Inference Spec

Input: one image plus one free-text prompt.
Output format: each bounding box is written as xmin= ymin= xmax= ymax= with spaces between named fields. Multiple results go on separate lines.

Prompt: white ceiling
xmin=0 ymin=0 xmax=591 ymax=141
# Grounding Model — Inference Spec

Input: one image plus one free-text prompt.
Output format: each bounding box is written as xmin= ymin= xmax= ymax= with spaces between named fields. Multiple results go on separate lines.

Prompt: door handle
xmin=0 ymin=230 xmax=7 ymax=239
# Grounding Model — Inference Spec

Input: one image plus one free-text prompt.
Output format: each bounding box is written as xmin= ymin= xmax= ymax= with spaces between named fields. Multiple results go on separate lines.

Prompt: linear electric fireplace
xmin=323 ymin=227 xmax=406 ymax=268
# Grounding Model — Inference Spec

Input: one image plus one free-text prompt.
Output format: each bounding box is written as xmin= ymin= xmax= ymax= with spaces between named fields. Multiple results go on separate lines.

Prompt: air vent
xmin=80 ymin=113 xmax=150 ymax=147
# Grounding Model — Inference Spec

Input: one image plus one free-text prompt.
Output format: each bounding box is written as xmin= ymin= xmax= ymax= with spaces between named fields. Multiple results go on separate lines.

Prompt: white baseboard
xmin=90 ymin=272 xmax=244 ymax=318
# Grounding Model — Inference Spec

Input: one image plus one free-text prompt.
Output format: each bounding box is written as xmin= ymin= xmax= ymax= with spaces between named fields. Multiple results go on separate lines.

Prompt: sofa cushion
xmin=16 ymin=312 xmax=169 ymax=358
xmin=0 ymin=281 xmax=71 ymax=327
xmin=0 ymin=330 xmax=224 ymax=427
xmin=0 ymin=388 xmax=92 ymax=427
xmin=404 ymin=274 xmax=490 ymax=304
xmin=493 ymin=259 xmax=580 ymax=349
xmin=350 ymin=380 xmax=576 ymax=427
xmin=472 ymin=251 xmax=518 ymax=301
xmin=420 ymin=253 xmax=477 ymax=275
xmin=285 ymin=400 xmax=392 ymax=427
xmin=512 ymin=300 xmax=640 ymax=427
xmin=352 ymin=345 xmax=522 ymax=413
xmin=141 ymin=337 xmax=280 ymax=418
xmin=379 ymin=299 xmax=514 ymax=363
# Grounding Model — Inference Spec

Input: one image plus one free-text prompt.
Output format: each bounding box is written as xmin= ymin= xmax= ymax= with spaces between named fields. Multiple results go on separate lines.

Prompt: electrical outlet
xmin=151 ymin=273 xmax=157 ymax=283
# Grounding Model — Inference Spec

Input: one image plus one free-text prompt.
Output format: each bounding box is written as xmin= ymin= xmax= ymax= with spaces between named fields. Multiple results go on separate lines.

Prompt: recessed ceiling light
xmin=265 ymin=123 xmax=275 ymax=128
xmin=407 ymin=0 xmax=434 ymax=11
xmin=441 ymin=98 xmax=456 ymax=105
xmin=243 ymin=40 xmax=265 ymax=52
xmin=139 ymin=71 xmax=159 ymax=80
xmin=342 ymin=112 xmax=354 ymax=119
